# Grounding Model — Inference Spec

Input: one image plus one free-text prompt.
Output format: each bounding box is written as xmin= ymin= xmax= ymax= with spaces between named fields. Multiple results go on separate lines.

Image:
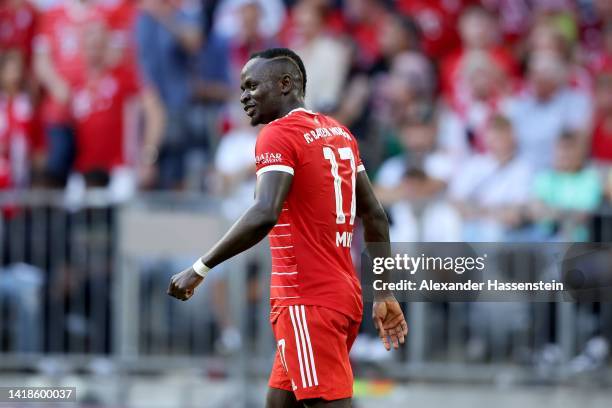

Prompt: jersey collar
xmin=269 ymin=107 xmax=316 ymax=125
xmin=286 ymin=107 xmax=315 ymax=116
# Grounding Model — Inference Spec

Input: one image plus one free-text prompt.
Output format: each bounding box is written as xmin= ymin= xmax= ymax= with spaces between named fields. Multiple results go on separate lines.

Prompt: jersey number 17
xmin=322 ymin=146 xmax=356 ymax=226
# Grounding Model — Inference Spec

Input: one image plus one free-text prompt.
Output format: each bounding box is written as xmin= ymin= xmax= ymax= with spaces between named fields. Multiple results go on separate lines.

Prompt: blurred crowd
xmin=3 ymin=0 xmax=612 ymax=364
xmin=2 ymin=0 xmax=612 ymax=243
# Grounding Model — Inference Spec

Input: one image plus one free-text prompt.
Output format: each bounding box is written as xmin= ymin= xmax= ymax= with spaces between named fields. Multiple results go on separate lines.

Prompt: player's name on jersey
xmin=373 ymin=279 xmax=565 ymax=292
xmin=303 ymin=126 xmax=352 ymax=144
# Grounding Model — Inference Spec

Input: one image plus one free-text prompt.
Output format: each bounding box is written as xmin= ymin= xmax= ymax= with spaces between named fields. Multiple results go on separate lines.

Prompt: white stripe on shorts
xmin=288 ymin=305 xmax=307 ymax=388
xmin=293 ymin=306 xmax=313 ymax=387
xmin=300 ymin=305 xmax=319 ymax=386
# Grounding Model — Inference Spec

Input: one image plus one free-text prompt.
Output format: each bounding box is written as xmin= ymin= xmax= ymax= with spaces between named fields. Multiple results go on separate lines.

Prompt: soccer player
xmin=167 ymin=48 xmax=407 ymax=407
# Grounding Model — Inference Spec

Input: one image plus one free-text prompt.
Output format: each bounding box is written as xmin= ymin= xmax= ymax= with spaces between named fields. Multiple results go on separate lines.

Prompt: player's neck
xmin=278 ymin=101 xmax=305 ymax=118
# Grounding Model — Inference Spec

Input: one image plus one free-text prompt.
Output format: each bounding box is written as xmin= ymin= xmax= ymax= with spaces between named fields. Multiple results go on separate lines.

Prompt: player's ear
xmin=279 ymin=74 xmax=293 ymax=95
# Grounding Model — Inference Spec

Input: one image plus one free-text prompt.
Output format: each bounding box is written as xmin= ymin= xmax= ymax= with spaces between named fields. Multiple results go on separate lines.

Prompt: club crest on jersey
xmin=256 ymin=152 xmax=283 ymax=165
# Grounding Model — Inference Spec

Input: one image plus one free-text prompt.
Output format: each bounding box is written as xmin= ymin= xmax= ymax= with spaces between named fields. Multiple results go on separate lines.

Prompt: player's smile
xmin=240 ymin=84 xmax=262 ymax=124
xmin=244 ymin=104 xmax=257 ymax=117
xmin=240 ymin=57 xmax=285 ymax=125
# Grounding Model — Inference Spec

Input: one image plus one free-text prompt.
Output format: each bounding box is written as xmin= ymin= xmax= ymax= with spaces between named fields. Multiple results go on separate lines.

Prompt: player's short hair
xmin=249 ymin=48 xmax=307 ymax=96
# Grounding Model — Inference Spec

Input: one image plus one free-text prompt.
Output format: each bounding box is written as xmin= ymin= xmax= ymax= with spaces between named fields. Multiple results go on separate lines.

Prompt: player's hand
xmin=167 ymin=267 xmax=203 ymax=301
xmin=372 ymin=297 xmax=408 ymax=351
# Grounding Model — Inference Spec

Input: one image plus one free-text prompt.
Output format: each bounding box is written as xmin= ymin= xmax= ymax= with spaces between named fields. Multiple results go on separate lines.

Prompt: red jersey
xmin=592 ymin=118 xmax=612 ymax=163
xmin=440 ymin=47 xmax=519 ymax=105
xmin=0 ymin=1 xmax=37 ymax=63
xmin=255 ymin=108 xmax=364 ymax=322
xmin=34 ymin=5 xmax=104 ymax=124
xmin=98 ymin=0 xmax=138 ymax=68
xmin=397 ymin=0 xmax=470 ymax=59
xmin=72 ymin=67 xmax=139 ymax=173
xmin=0 ymin=93 xmax=34 ymax=188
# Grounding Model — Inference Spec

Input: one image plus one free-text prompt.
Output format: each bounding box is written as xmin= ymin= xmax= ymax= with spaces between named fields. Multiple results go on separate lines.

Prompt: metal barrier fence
xmin=0 ymin=192 xmax=611 ymax=385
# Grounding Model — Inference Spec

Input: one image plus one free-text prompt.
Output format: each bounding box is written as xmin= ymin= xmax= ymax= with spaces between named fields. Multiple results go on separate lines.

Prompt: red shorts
xmin=268 ymin=304 xmax=361 ymax=401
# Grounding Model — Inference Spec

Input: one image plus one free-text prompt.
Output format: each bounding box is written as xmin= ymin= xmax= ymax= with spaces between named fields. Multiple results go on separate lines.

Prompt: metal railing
xmin=0 ymin=191 xmax=610 ymax=386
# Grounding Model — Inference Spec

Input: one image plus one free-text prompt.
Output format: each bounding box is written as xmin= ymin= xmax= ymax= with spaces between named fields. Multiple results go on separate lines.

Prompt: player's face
xmin=240 ymin=58 xmax=283 ymax=126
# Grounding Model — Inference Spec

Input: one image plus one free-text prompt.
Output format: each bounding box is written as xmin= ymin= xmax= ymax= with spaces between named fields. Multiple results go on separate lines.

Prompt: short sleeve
xmin=255 ymin=125 xmax=298 ymax=177
xmin=350 ymin=134 xmax=365 ymax=173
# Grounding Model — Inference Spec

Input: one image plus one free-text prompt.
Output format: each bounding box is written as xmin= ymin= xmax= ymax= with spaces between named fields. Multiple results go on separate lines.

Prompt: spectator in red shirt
xmin=579 ymin=0 xmax=612 ymax=63
xmin=440 ymin=5 xmax=518 ymax=108
xmin=33 ymin=0 xmax=104 ymax=187
xmin=586 ymin=22 xmax=612 ymax=77
xmin=0 ymin=49 xmax=36 ymax=190
xmin=0 ymin=0 xmax=38 ymax=66
xmin=71 ymin=20 xmax=140 ymax=193
xmin=279 ymin=0 xmax=347 ymax=47
xmin=342 ymin=0 xmax=388 ymax=72
xmin=396 ymin=0 xmax=468 ymax=60
xmin=97 ymin=0 xmax=139 ymax=69
xmin=438 ymin=50 xmax=513 ymax=157
xmin=591 ymin=70 xmax=612 ymax=164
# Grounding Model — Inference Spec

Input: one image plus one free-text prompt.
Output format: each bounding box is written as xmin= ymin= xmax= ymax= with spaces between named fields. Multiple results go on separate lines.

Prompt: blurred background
xmin=1 ymin=0 xmax=612 ymax=406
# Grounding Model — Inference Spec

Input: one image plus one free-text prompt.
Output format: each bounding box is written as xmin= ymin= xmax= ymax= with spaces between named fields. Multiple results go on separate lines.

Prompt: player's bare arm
xmin=356 ymin=170 xmax=408 ymax=350
xmin=167 ymin=171 xmax=293 ymax=301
